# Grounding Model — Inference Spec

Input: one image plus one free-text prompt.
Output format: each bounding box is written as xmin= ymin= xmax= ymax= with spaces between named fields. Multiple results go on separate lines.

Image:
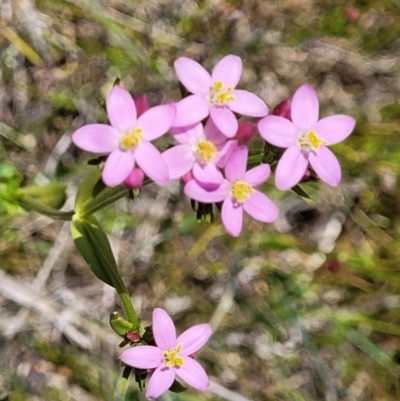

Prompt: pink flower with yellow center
xmin=173 ymin=55 xmax=268 ymax=137
xmin=162 ymin=118 xmax=236 ymax=189
xmin=258 ymin=83 xmax=356 ymax=190
xmin=120 ymin=308 xmax=212 ymax=400
xmin=184 ymin=146 xmax=279 ymax=237
xmin=72 ymin=85 xmax=175 ymax=187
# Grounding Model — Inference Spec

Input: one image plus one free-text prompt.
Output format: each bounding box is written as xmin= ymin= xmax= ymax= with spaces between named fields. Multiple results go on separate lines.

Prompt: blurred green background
xmin=1 ymin=0 xmax=400 ymax=400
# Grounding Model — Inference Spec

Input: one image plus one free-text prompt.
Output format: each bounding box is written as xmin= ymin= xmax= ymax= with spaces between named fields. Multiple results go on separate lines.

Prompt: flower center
xmin=209 ymin=81 xmax=236 ymax=106
xmin=196 ymin=141 xmax=217 ymax=163
xmin=120 ymin=127 xmax=143 ymax=150
xmin=163 ymin=344 xmax=184 ymax=368
xmin=231 ymin=181 xmax=254 ymax=204
xmin=297 ymin=130 xmax=328 ymax=151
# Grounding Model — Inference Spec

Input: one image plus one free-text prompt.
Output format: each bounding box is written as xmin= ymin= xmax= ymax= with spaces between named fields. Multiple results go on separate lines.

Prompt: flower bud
xmin=124 ymin=168 xmax=144 ymax=189
xmin=134 ymin=94 xmax=149 ymax=117
xmin=273 ymin=99 xmax=292 ymax=120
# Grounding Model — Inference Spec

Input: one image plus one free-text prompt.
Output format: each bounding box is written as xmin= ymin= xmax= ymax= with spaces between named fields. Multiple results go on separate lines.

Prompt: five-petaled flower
xmin=184 ymin=146 xmax=279 ymax=237
xmin=162 ymin=118 xmax=236 ymax=189
xmin=173 ymin=55 xmax=268 ymax=137
xmin=258 ymin=83 xmax=356 ymax=190
xmin=120 ymin=308 xmax=212 ymax=400
xmin=72 ymin=85 xmax=175 ymax=187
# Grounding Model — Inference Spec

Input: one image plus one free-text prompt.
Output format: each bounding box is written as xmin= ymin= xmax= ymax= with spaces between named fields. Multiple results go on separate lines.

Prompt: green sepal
xmin=120 ymin=365 xmax=133 ymax=392
xmin=110 ymin=311 xmax=135 ymax=337
xmin=169 ymin=380 xmax=187 ymax=393
xmin=71 ymin=215 xmax=116 ymax=287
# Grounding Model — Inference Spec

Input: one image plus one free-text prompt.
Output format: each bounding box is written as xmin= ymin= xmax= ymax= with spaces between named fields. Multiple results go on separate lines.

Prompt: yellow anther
xmin=163 ymin=344 xmax=185 ymax=368
xmin=197 ymin=141 xmax=217 ymax=163
xmin=298 ymin=130 xmax=327 ymax=151
xmin=120 ymin=127 xmax=143 ymax=150
xmin=213 ymin=81 xmax=223 ymax=91
xmin=209 ymin=82 xmax=236 ymax=105
xmin=231 ymin=181 xmax=253 ymax=203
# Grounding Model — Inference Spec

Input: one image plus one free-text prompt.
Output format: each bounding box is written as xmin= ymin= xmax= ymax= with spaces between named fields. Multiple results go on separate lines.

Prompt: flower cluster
xmin=120 ymin=308 xmax=212 ymax=400
xmin=72 ymin=55 xmax=356 ymax=237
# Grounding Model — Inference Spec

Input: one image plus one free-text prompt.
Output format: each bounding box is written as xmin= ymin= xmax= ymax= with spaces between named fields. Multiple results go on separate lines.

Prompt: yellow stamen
xmin=231 ymin=181 xmax=253 ymax=203
xmin=298 ymin=130 xmax=327 ymax=151
xmin=163 ymin=344 xmax=184 ymax=368
xmin=197 ymin=141 xmax=217 ymax=163
xmin=120 ymin=127 xmax=143 ymax=150
xmin=209 ymin=81 xmax=236 ymax=105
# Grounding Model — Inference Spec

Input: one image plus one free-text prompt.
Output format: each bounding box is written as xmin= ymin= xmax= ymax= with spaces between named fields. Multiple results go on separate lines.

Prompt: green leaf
xmin=71 ymin=215 xmax=116 ymax=287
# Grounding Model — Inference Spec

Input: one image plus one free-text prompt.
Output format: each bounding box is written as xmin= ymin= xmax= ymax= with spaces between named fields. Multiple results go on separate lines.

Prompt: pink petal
xmin=175 ymin=357 xmax=209 ymax=390
xmin=215 ymin=140 xmax=239 ymax=168
xmin=177 ymin=324 xmax=212 ymax=356
xmin=224 ymin=146 xmax=248 ymax=182
xmin=173 ymin=123 xmax=204 ymax=144
xmin=204 ymin=117 xmax=229 ymax=145
xmin=210 ymin=106 xmax=238 ymax=138
xmin=120 ymin=345 xmax=162 ymax=369
xmin=152 ymin=308 xmax=176 ymax=350
xmin=138 ymin=104 xmax=176 ymax=141
xmin=275 ymin=146 xmax=309 ymax=191
xmin=192 ymin=162 xmax=224 ymax=189
xmin=221 ymin=198 xmax=243 ymax=237
xmin=211 ymin=54 xmax=242 ymax=88
xmin=146 ymin=365 xmax=176 ymax=400
xmin=243 ymin=190 xmax=279 ymax=223
xmin=309 ymin=146 xmax=342 ymax=186
xmin=291 ymin=83 xmax=319 ymax=129
xmin=72 ymin=124 xmax=119 ymax=153
xmin=243 ymin=164 xmax=270 ymax=187
xmin=184 ymin=180 xmax=229 ymax=203
xmin=102 ymin=149 xmax=135 ymax=187
xmin=106 ymin=86 xmax=137 ymax=132
xmin=314 ymin=115 xmax=356 ymax=145
xmin=229 ymin=90 xmax=268 ymax=117
xmin=258 ymin=115 xmax=298 ymax=148
xmin=135 ymin=142 xmax=169 ymax=184
xmin=173 ymin=95 xmax=210 ymax=128
xmin=174 ymin=57 xmax=212 ymax=96
xmin=162 ymin=145 xmax=195 ymax=180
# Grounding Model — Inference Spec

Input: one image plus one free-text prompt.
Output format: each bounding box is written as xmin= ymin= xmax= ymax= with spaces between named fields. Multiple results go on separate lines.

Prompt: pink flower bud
xmin=134 ymin=94 xmax=149 ymax=117
xmin=124 ymin=168 xmax=145 ymax=189
xmin=234 ymin=122 xmax=257 ymax=144
xmin=272 ymin=99 xmax=292 ymax=120
xmin=344 ymin=6 xmax=359 ymax=22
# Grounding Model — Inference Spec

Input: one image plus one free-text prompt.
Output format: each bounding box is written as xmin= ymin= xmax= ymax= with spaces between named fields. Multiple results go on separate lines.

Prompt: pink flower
xmin=184 ymin=146 xmax=279 ymax=237
xmin=173 ymin=55 xmax=268 ymax=137
xmin=72 ymin=85 xmax=175 ymax=186
xmin=258 ymin=83 xmax=356 ymax=190
xmin=163 ymin=119 xmax=236 ymax=189
xmin=120 ymin=308 xmax=212 ymax=400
